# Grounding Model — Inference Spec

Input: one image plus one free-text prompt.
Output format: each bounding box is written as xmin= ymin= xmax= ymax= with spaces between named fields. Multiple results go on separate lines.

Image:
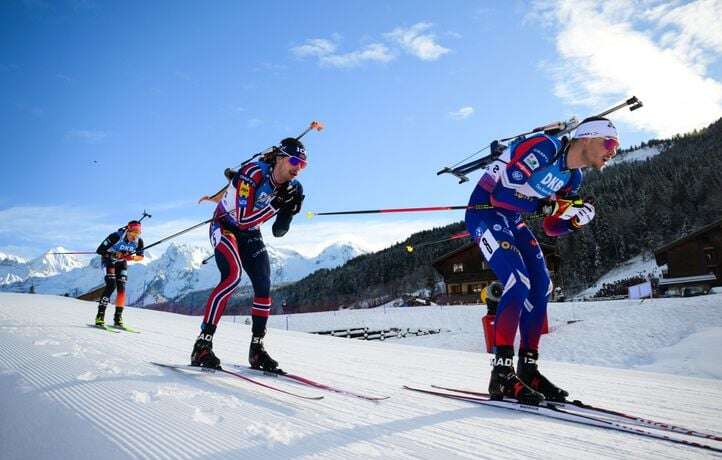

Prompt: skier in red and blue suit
xmin=465 ymin=117 xmax=620 ymax=404
xmin=191 ymin=138 xmax=307 ymax=371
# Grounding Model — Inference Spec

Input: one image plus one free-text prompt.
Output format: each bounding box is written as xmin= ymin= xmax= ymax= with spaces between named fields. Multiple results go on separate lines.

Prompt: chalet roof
xmin=432 ymin=242 xmax=476 ymax=267
xmin=654 ymin=217 xmax=722 ymax=256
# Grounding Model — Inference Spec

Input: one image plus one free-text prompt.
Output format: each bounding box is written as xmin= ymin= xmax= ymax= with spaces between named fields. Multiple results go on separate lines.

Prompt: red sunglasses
xmin=603 ymin=137 xmax=619 ymax=153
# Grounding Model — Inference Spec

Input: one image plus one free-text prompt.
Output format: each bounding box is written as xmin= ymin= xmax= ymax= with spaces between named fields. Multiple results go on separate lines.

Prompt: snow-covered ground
xmin=1 ymin=293 xmax=722 ymax=459
xmin=575 ymin=253 xmax=664 ymax=299
xmin=265 ymin=294 xmax=722 ymax=379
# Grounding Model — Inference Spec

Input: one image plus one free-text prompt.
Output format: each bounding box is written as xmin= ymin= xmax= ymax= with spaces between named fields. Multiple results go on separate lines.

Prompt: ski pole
xmin=306 ymin=204 xmax=496 ymax=218
xmin=405 ymin=231 xmax=470 ymax=253
xmin=402 ymin=207 xmax=548 ymax=254
xmin=142 ymin=217 xmax=214 ymax=251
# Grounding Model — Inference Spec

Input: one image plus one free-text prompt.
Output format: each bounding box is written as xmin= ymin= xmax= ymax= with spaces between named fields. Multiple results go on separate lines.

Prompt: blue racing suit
xmin=465 ymin=134 xmax=583 ymax=351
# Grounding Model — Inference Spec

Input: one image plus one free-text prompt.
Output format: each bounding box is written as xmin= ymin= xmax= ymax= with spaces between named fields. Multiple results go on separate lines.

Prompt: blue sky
xmin=2 ymin=0 xmax=721 ymax=258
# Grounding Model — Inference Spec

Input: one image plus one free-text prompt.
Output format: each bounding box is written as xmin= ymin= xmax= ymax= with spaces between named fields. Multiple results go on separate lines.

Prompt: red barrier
xmin=482 ymin=314 xmax=495 ymax=353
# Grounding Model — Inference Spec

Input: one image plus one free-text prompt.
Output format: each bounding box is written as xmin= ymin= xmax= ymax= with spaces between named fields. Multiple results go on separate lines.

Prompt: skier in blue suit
xmin=466 ymin=117 xmax=620 ymax=404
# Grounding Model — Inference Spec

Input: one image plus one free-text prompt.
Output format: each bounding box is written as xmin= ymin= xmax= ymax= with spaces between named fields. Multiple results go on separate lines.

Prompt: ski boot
xmin=113 ymin=308 xmax=124 ymax=328
xmin=489 ymin=346 xmax=545 ymax=405
xmin=249 ymin=335 xmax=279 ymax=372
xmin=94 ymin=298 xmax=108 ymax=326
xmin=517 ymin=349 xmax=569 ymax=402
xmin=190 ymin=328 xmax=221 ymax=369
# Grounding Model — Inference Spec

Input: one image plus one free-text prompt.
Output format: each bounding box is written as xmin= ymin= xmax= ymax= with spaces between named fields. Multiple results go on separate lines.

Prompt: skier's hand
xmin=283 ymin=192 xmax=305 ymax=215
xmin=543 ymin=196 xmax=585 ymax=220
xmin=271 ymin=182 xmax=304 ymax=213
xmin=112 ymin=251 xmax=134 ymax=261
xmin=570 ymin=203 xmax=595 ymax=229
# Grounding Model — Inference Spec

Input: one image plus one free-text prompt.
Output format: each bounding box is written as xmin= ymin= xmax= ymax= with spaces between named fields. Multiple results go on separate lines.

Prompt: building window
xmin=450 ymin=284 xmax=461 ymax=294
xmin=453 ymin=263 xmax=464 ymax=273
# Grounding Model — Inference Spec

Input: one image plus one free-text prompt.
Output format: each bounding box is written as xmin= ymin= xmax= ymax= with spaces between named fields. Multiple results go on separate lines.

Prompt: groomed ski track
xmin=1 ymin=293 xmax=721 ymax=459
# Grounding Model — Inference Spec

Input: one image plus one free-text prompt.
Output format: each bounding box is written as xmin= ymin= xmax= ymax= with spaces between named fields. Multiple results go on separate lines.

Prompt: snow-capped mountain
xmin=0 ymin=247 xmax=89 ymax=289
xmin=26 ymin=246 xmax=89 ymax=277
xmin=0 ymin=251 xmax=27 ymax=265
xmin=0 ymin=241 xmax=368 ymax=305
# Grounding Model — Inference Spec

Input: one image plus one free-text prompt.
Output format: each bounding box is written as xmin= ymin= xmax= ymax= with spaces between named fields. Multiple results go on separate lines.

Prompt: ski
xmin=108 ymin=325 xmax=140 ymax=334
xmin=150 ymin=362 xmax=324 ymax=400
xmin=404 ymin=386 xmax=722 ymax=454
xmin=232 ymin=364 xmax=389 ymax=401
xmin=431 ymin=384 xmax=722 ymax=442
xmin=87 ymin=323 xmax=121 ymax=333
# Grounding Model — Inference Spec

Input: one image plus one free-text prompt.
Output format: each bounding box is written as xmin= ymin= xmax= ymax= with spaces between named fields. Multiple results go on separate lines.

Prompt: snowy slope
xmin=1 ymin=292 xmax=722 ymax=459
xmin=608 ymin=145 xmax=664 ymax=166
xmin=575 ymin=253 xmax=664 ymax=299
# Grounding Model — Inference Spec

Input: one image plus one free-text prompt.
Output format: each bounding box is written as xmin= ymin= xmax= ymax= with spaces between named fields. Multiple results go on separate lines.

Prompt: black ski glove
xmin=271 ymin=182 xmax=304 ymax=215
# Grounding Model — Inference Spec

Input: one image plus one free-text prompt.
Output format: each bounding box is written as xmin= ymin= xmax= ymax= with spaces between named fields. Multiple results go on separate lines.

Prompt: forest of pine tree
xmin=166 ymin=118 xmax=722 ymax=315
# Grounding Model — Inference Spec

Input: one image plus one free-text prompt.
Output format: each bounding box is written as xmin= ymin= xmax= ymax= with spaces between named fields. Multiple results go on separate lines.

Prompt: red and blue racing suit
xmin=465 ymin=134 xmax=582 ymax=351
xmin=201 ymin=161 xmax=299 ymax=336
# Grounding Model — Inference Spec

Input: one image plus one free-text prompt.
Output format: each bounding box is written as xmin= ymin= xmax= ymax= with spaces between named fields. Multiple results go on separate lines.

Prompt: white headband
xmin=573 ymin=119 xmax=618 ymax=139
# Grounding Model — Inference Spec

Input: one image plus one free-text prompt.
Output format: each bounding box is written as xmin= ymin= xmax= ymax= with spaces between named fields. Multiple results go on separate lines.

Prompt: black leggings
xmin=100 ymin=260 xmax=128 ymax=307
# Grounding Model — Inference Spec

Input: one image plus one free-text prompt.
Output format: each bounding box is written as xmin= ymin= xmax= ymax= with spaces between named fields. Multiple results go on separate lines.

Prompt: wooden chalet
xmin=432 ymin=241 xmax=561 ymax=304
xmin=654 ymin=218 xmax=722 ymax=295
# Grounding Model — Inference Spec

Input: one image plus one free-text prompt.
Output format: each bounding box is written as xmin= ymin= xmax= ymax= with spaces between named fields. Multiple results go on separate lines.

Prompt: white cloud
xmin=385 ymin=22 xmax=450 ymax=61
xmin=533 ymin=0 xmax=722 ymax=138
xmin=448 ymin=106 xmax=475 ymax=120
xmin=291 ymin=37 xmax=394 ymax=69
xmin=291 ymin=22 xmax=450 ymax=69
xmin=319 ymin=43 xmax=395 ymax=68
xmin=247 ymin=118 xmax=263 ymax=128
xmin=65 ymin=129 xmax=108 ymax=144
xmin=290 ymin=38 xmax=337 ymax=58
